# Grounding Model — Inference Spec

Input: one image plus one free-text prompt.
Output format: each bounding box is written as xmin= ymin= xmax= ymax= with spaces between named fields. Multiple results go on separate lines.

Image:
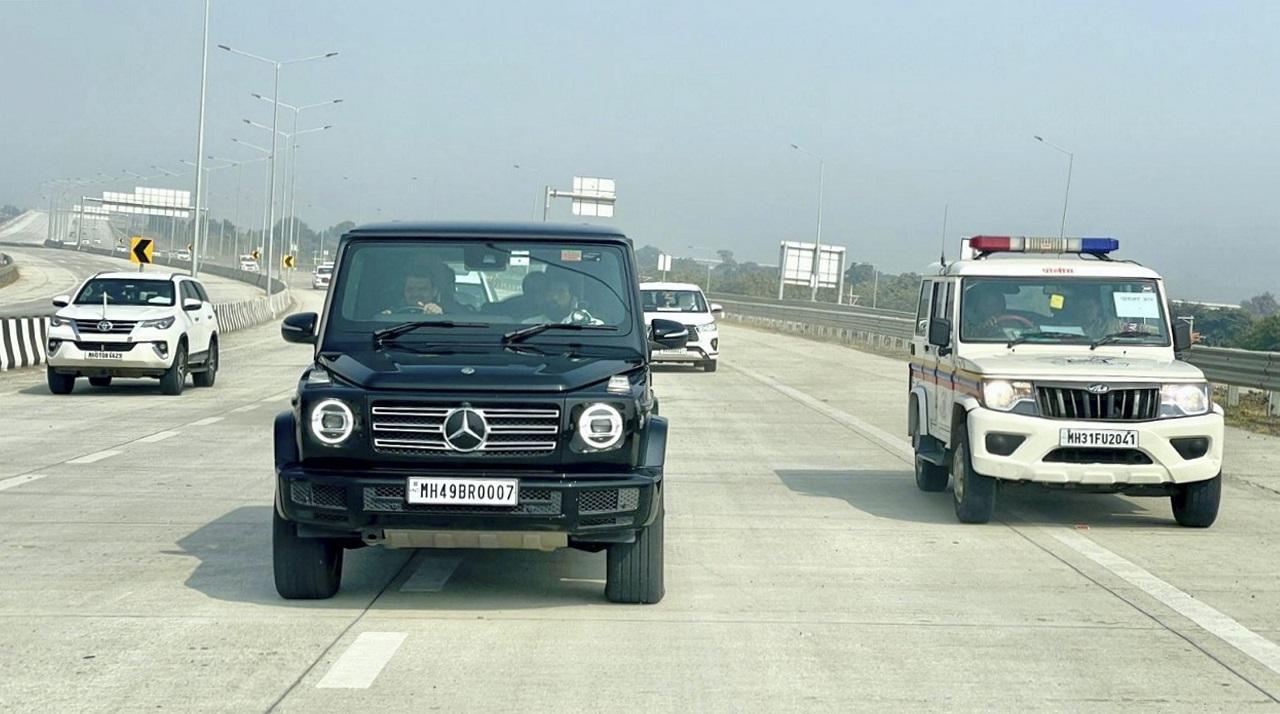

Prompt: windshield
xmin=327 ymin=239 xmax=634 ymax=340
xmin=960 ymin=277 xmax=1169 ymax=345
xmin=317 ymin=265 xmax=333 ymax=275
xmin=642 ymin=289 xmax=707 ymax=313
xmin=73 ymin=278 xmax=174 ymax=307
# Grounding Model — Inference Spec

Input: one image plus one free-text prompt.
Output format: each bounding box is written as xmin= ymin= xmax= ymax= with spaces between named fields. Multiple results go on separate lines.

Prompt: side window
xmin=930 ymin=281 xmax=946 ymax=319
xmin=915 ymin=281 xmax=932 ymax=336
xmin=179 ymin=281 xmax=198 ymax=303
xmin=193 ymin=282 xmax=211 ymax=303
xmin=942 ymin=282 xmax=954 ymax=321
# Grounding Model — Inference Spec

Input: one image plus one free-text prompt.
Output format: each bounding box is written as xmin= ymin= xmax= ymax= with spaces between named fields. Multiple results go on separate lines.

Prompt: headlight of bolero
xmin=982 ymin=380 xmax=1036 ymax=413
xmin=1160 ymin=383 xmax=1210 ymax=418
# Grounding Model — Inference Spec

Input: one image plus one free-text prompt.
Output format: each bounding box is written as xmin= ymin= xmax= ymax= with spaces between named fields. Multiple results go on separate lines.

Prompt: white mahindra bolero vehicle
xmin=45 ymin=272 xmax=221 ymax=395
xmin=640 ymin=282 xmax=722 ymax=371
xmin=909 ymin=237 xmax=1222 ymax=527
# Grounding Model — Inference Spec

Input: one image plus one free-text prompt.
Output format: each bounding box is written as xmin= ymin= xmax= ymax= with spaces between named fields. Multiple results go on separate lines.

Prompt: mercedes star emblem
xmin=442 ymin=407 xmax=488 ymax=452
xmin=97 ymin=320 xmax=113 ymax=333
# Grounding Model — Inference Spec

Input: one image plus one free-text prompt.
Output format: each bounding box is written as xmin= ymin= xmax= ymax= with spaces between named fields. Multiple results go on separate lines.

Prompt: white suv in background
xmin=312 ymin=261 xmax=334 ymax=289
xmin=45 ymin=271 xmax=220 ymax=395
xmin=640 ymin=282 xmax=722 ymax=371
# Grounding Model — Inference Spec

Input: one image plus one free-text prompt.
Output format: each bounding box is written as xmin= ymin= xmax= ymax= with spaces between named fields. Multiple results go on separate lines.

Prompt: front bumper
xmin=651 ymin=332 xmax=718 ymax=363
xmin=967 ymin=407 xmax=1223 ymax=487
xmin=276 ymin=463 xmax=662 ymax=541
xmin=46 ymin=333 xmax=178 ymax=377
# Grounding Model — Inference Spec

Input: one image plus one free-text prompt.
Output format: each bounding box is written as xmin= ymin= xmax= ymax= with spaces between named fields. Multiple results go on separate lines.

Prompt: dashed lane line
xmin=315 ymin=632 xmax=408 ymax=689
xmin=230 ymin=404 xmax=259 ymax=413
xmin=134 ymin=430 xmax=179 ymax=444
xmin=724 ymin=359 xmax=1280 ymax=691
xmin=188 ymin=416 xmax=223 ymax=427
xmin=0 ymin=474 xmax=47 ymax=492
xmin=65 ymin=450 xmax=122 ymax=465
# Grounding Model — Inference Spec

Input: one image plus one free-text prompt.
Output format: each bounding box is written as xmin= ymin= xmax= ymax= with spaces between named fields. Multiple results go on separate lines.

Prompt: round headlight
xmin=982 ymin=380 xmax=1034 ymax=412
xmin=578 ymin=403 xmax=623 ymax=450
xmin=310 ymin=399 xmax=354 ymax=445
xmin=1160 ymin=383 xmax=1209 ymax=417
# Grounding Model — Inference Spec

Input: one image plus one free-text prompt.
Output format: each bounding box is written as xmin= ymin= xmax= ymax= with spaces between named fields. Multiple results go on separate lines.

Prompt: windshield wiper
xmin=502 ymin=322 xmax=617 ymax=343
xmin=373 ymin=320 xmax=488 ymax=346
xmin=1006 ymin=330 xmax=1085 ymax=348
xmin=1090 ymin=330 xmax=1157 ymax=350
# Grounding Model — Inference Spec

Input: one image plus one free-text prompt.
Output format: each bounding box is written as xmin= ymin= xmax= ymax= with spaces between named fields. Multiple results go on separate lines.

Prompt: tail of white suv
xmin=45 ymin=272 xmax=220 ymax=395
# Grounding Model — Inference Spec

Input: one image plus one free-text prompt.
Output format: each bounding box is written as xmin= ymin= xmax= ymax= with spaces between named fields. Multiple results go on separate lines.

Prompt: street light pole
xmin=231 ymin=137 xmax=272 ymax=272
xmin=1035 ymin=135 xmax=1074 ymax=239
xmin=791 ymin=144 xmax=825 ymax=302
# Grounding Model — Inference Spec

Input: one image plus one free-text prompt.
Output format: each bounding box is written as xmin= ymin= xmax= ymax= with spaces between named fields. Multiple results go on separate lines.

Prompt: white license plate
xmin=1059 ymin=429 xmax=1138 ymax=448
xmin=405 ymin=477 xmax=519 ymax=506
xmin=84 ymin=351 xmax=124 ymax=360
xmin=658 ymin=348 xmax=687 ymax=355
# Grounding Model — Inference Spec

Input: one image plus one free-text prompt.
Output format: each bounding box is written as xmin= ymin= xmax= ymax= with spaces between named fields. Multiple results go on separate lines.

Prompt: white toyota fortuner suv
xmin=640 ymin=282 xmax=722 ymax=371
xmin=909 ymin=237 xmax=1223 ymax=527
xmin=312 ymin=261 xmax=334 ymax=290
xmin=46 ymin=271 xmax=220 ymax=395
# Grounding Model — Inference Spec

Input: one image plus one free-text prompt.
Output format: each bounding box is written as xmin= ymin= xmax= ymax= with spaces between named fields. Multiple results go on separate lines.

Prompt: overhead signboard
xmin=570 ymin=176 xmax=616 ymax=218
xmin=779 ymin=241 xmax=845 ymax=289
xmin=99 ymin=187 xmax=193 ymax=218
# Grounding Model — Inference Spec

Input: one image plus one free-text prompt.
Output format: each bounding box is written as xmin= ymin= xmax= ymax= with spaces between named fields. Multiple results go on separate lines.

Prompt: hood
xmin=57 ymin=304 xmax=175 ymax=321
xmin=964 ymin=352 xmax=1205 ymax=382
xmin=642 ymin=311 xmax=714 ymax=328
xmin=320 ymin=347 xmax=642 ymax=392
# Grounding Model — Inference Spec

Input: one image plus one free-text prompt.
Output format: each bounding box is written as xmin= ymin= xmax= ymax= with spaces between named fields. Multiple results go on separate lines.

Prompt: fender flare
xmin=274 ymin=409 xmax=299 ymax=469
xmin=909 ymin=385 xmax=930 ymax=438
xmin=641 ymin=415 xmax=669 ymax=472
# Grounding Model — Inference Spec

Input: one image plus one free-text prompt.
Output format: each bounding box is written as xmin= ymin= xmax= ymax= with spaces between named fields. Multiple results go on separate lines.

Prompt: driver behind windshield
xmin=381 ymin=259 xmax=464 ymax=316
xmin=962 ymin=285 xmax=1009 ymax=339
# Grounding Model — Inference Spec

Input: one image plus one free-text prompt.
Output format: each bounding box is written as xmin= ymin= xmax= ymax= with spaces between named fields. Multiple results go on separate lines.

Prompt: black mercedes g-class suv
xmin=273 ymin=223 xmax=688 ymax=603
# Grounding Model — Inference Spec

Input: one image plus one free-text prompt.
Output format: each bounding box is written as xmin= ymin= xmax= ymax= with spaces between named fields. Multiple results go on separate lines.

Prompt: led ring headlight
xmin=310 ymin=399 xmax=354 ymax=445
xmin=578 ymin=403 xmax=623 ymax=450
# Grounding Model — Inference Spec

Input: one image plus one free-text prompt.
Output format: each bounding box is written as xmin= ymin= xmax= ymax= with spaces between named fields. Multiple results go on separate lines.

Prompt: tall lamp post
xmin=1034 ymin=135 xmax=1074 ymax=239
xmin=231 ymin=137 xmax=273 ymax=272
xmin=790 ymin=143 xmax=825 ymax=302
xmin=217 ymin=44 xmax=338 ymax=301
xmin=209 ymin=155 xmax=267 ymax=260
xmin=244 ymin=119 xmax=332 ymax=273
xmin=250 ymin=94 xmax=341 ymax=259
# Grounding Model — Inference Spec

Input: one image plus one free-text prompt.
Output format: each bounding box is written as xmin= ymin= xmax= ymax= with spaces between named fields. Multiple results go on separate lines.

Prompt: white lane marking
xmin=135 ymin=430 xmax=180 ymax=444
xmin=260 ymin=395 xmax=287 ymax=404
xmin=230 ymin=404 xmax=259 ymax=413
xmin=66 ymin=450 xmax=122 ymax=464
xmin=1051 ymin=528 xmax=1280 ymax=676
xmin=0 ymin=474 xmax=47 ymax=492
xmin=315 ymin=632 xmax=408 ymax=689
xmin=399 ymin=555 xmax=463 ymax=593
xmin=188 ymin=416 xmax=223 ymax=427
xmin=728 ymin=359 xmax=1280 ymax=677
xmin=727 ymin=362 xmax=912 ymax=462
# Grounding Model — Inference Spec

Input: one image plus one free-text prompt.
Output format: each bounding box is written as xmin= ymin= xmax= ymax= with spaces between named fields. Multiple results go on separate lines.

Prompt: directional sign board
xmin=779 ymin=241 xmax=845 ymax=289
xmin=130 ymin=237 xmax=154 ymax=265
xmin=282 ymin=255 xmax=296 ymax=269
xmin=251 ymin=249 xmax=261 ymax=261
xmin=570 ymin=177 xmax=616 ymax=217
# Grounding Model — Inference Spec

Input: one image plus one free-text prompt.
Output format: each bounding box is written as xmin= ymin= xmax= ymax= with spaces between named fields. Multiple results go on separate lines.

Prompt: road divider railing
xmin=0 ymin=315 xmax=47 ymax=371
xmin=711 ymin=292 xmax=1280 ymax=415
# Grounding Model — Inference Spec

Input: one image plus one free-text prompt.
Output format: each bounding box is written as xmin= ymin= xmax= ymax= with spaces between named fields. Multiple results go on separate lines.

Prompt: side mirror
xmin=928 ymin=318 xmax=952 ymax=350
xmin=282 ymin=312 xmax=318 ymax=345
xmin=1173 ymin=320 xmax=1193 ymax=352
xmin=710 ymin=303 xmax=724 ymax=316
xmin=649 ymin=318 xmax=689 ymax=351
xmin=52 ymin=295 xmax=70 ymax=308
xmin=182 ymin=298 xmax=202 ymax=311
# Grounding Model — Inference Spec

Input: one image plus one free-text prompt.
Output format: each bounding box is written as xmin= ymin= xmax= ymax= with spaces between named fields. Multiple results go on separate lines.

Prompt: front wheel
xmin=605 ymin=493 xmax=664 ymax=604
xmin=47 ymin=368 xmax=75 ymax=395
xmin=701 ymin=360 xmax=718 ymax=373
xmin=192 ymin=338 xmax=218 ymax=388
xmin=272 ymin=507 xmax=343 ymax=599
xmin=1171 ymin=473 xmax=1221 ymax=528
xmin=952 ymin=424 xmax=996 ymax=524
xmin=160 ymin=344 xmax=186 ymax=395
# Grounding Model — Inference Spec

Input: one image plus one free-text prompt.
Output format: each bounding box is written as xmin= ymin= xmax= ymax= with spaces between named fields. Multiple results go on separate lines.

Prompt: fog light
xmin=1170 ymin=437 xmax=1209 ymax=460
xmin=985 ymin=433 xmax=1026 ymax=456
xmin=47 ymin=338 xmax=62 ymax=353
xmin=152 ymin=341 xmax=169 ymax=359
xmin=711 ymin=338 xmax=719 ymax=350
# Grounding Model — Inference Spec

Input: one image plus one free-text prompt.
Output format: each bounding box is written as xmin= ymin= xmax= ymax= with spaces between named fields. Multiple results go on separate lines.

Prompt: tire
xmin=88 ymin=376 xmax=112 ymax=388
xmin=952 ymin=423 xmax=996 ymax=524
xmin=272 ymin=507 xmax=343 ymax=599
xmin=192 ymin=338 xmax=218 ymax=388
xmin=160 ymin=343 xmax=187 ymax=396
xmin=913 ymin=432 xmax=950 ymax=492
xmin=605 ymin=492 xmax=665 ymax=604
xmin=47 ymin=368 xmax=75 ymax=395
xmin=1171 ymin=473 xmax=1221 ymax=528
xmin=702 ymin=360 xmax=718 ymax=373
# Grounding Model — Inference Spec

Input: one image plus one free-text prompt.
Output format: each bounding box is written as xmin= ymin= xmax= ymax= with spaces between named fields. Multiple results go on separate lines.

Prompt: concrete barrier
xmin=0 ymin=253 xmax=15 ymax=288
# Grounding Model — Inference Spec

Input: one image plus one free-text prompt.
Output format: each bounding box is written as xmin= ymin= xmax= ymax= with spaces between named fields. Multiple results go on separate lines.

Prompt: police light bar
xmin=969 ymin=235 xmax=1118 ymax=255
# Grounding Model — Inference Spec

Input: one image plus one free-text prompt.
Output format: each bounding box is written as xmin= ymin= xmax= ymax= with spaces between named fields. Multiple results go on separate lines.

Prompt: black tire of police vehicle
xmin=88 ymin=376 xmax=112 ymax=387
xmin=913 ymin=432 xmax=949 ymax=492
xmin=952 ymin=425 xmax=996 ymax=524
xmin=160 ymin=344 xmax=186 ymax=396
xmin=605 ymin=493 xmax=664 ymax=604
xmin=47 ymin=368 xmax=75 ymax=395
xmin=272 ymin=508 xmax=343 ymax=599
xmin=702 ymin=360 xmax=718 ymax=373
xmin=1171 ymin=472 xmax=1221 ymax=528
xmin=193 ymin=338 xmax=218 ymax=388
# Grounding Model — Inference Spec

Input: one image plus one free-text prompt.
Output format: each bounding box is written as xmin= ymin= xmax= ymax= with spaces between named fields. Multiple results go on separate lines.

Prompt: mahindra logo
xmin=1087 ymin=384 xmax=1110 ymax=394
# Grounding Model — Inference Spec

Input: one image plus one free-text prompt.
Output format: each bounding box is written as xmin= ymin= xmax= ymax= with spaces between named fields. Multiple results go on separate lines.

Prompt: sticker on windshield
xmin=1049 ymin=294 xmax=1065 ymax=310
xmin=1113 ymin=292 xmax=1160 ymax=318
xmin=560 ymin=250 xmax=582 ymax=262
xmin=510 ymin=256 xmax=530 ymax=267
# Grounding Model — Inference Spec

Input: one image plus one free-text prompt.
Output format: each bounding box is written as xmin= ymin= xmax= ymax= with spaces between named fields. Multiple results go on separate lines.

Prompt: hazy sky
xmin=2 ymin=0 xmax=1279 ymax=301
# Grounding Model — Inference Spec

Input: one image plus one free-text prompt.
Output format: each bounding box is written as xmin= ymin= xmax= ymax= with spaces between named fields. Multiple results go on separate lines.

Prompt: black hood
xmin=319 ymin=347 xmax=642 ymax=392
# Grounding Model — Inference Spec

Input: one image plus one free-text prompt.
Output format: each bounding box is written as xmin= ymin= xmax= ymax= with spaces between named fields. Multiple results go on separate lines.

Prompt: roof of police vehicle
xmin=344 ymin=221 xmax=630 ymax=243
xmin=929 ymin=255 xmax=1162 ymax=280
xmin=640 ymin=281 xmax=705 ymax=292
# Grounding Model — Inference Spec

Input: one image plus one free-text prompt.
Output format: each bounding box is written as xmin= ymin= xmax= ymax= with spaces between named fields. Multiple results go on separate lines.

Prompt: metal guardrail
xmin=1185 ymin=346 xmax=1280 ymax=392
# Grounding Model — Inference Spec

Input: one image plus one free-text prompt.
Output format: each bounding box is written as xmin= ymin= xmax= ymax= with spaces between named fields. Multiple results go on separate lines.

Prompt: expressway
xmin=0 ymin=212 xmax=262 ymax=317
xmin=0 ymin=297 xmax=1278 ymax=710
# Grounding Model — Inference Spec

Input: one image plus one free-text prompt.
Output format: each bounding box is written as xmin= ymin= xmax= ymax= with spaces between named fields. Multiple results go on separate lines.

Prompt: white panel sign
xmin=570 ymin=176 xmax=616 ymax=218
xmin=780 ymin=241 xmax=845 ymax=288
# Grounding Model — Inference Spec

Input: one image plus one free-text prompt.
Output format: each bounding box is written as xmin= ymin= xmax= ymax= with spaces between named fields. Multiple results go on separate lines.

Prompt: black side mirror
xmin=1173 ymin=320 xmax=1193 ymax=352
xmin=928 ymin=318 xmax=952 ymax=351
xmin=649 ymin=318 xmax=689 ymax=351
xmin=282 ymin=312 xmax=318 ymax=345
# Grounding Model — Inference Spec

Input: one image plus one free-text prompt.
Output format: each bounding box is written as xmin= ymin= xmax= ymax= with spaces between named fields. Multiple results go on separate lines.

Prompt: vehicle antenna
xmin=938 ymin=204 xmax=949 ymax=270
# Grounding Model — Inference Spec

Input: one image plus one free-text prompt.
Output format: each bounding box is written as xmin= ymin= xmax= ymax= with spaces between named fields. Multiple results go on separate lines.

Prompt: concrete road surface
xmin=0 ymin=304 xmax=1277 ymax=711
